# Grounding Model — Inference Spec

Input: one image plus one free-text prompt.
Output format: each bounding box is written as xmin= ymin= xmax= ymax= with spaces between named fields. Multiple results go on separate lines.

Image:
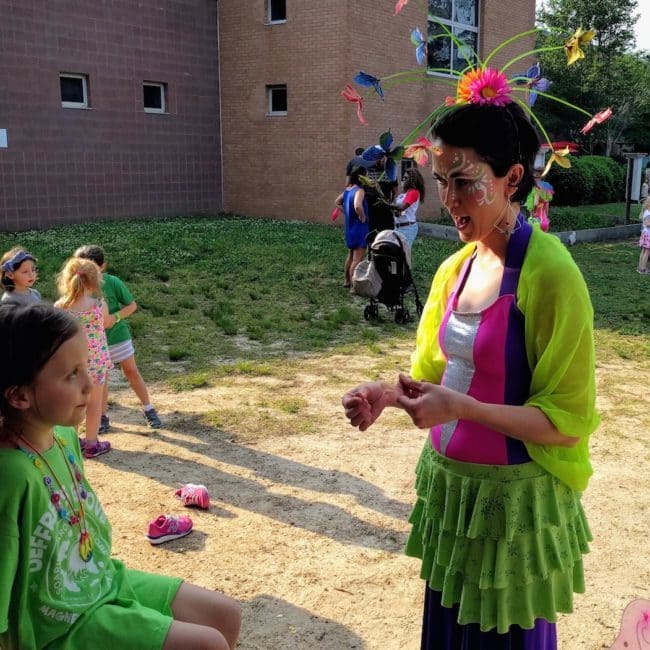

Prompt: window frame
xmin=143 ymin=81 xmax=167 ymax=114
xmin=267 ymin=0 xmax=287 ymax=24
xmin=60 ymin=73 xmax=89 ymax=109
xmin=266 ymin=84 xmax=288 ymax=116
xmin=427 ymin=0 xmax=480 ymax=78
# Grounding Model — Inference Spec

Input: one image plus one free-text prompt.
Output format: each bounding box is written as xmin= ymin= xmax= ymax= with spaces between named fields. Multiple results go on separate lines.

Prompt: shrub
xmin=579 ymin=157 xmax=614 ymax=204
xmin=546 ymin=156 xmax=584 ymax=206
xmin=546 ymin=155 xmax=625 ymax=206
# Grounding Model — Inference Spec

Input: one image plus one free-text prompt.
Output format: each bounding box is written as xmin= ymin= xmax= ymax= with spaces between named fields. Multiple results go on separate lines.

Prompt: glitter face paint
xmin=433 ymin=150 xmax=497 ymax=206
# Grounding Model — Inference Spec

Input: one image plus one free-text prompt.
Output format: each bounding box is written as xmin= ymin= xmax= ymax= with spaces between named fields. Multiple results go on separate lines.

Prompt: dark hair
xmin=431 ymin=103 xmax=539 ymax=202
xmin=403 ymin=168 xmax=426 ymax=203
xmin=348 ymin=165 xmax=367 ymax=186
xmin=73 ymin=244 xmax=105 ymax=267
xmin=354 ymin=147 xmax=365 ymax=156
xmin=0 ymin=304 xmax=79 ymax=432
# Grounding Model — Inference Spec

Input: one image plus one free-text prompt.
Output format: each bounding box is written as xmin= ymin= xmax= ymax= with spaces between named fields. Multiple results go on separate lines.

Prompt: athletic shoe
xmin=98 ymin=414 xmax=111 ymax=434
xmin=143 ymin=408 xmax=162 ymax=429
xmin=83 ymin=439 xmax=111 ymax=459
xmin=145 ymin=515 xmax=193 ymax=545
xmin=175 ymin=484 xmax=210 ymax=509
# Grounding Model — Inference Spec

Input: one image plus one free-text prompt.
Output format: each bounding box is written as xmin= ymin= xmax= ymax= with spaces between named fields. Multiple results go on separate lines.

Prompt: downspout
xmin=216 ymin=0 xmax=225 ymax=212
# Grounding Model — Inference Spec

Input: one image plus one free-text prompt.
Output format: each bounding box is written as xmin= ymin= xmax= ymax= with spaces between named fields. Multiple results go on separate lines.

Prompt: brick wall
xmin=0 ymin=0 xmax=221 ymax=231
xmin=219 ymin=0 xmax=536 ymax=223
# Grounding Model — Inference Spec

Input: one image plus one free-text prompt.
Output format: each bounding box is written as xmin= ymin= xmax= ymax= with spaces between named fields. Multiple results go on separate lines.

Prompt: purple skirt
xmin=421 ymin=585 xmax=557 ymax=650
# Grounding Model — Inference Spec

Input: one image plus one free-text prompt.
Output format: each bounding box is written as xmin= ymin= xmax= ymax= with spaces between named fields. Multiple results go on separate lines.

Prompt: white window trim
xmin=266 ymin=85 xmax=287 ymax=116
xmin=143 ymin=81 xmax=167 ymax=114
xmin=266 ymin=0 xmax=286 ymax=24
xmin=60 ymin=73 xmax=89 ymax=109
xmin=427 ymin=0 xmax=480 ymax=77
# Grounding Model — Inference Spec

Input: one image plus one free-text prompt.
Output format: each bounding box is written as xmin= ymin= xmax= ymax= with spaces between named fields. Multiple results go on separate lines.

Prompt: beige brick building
xmin=218 ymin=0 xmax=535 ymax=223
xmin=0 ymin=0 xmax=535 ymax=229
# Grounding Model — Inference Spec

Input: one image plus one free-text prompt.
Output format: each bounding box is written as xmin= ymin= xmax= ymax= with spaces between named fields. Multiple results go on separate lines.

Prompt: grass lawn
xmin=1 ymin=215 xmax=647 ymax=389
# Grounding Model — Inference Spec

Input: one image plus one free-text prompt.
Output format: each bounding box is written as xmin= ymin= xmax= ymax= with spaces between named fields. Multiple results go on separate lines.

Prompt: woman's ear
xmin=4 ymin=386 xmax=32 ymax=411
xmin=506 ymin=163 xmax=525 ymax=197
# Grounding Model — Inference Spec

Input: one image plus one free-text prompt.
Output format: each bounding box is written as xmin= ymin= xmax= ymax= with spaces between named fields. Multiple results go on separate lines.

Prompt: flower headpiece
xmin=341 ymin=3 xmax=612 ymax=178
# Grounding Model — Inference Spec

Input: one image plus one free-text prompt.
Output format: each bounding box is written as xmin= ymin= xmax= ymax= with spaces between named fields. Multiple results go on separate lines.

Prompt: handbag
xmin=352 ymin=259 xmax=382 ymax=297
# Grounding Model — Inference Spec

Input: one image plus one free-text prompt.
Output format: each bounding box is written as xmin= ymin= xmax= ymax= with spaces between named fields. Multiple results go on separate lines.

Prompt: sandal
xmin=84 ymin=439 xmax=111 ymax=459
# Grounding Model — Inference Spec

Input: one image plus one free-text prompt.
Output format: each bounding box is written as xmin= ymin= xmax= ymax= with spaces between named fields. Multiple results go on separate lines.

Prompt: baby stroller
xmin=353 ymin=229 xmax=424 ymax=324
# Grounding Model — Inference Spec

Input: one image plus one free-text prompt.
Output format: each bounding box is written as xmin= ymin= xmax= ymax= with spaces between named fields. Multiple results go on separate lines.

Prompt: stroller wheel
xmin=364 ymin=305 xmax=379 ymax=321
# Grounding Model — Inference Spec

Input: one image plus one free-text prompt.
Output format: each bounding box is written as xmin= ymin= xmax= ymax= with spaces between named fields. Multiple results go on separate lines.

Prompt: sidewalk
xmin=417 ymin=221 xmax=641 ymax=245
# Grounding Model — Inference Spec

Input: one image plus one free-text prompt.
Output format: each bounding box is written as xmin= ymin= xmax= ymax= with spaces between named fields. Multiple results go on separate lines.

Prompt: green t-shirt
xmin=0 ymin=427 xmax=119 ymax=649
xmin=102 ymin=274 xmax=135 ymax=346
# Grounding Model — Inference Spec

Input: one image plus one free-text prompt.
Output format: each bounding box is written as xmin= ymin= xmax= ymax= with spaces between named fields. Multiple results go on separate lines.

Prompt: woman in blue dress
xmin=335 ymin=165 xmax=369 ymax=288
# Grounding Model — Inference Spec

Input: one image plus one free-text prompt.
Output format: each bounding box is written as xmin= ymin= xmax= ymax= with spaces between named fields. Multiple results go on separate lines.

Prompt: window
xmin=266 ymin=85 xmax=287 ymax=115
xmin=143 ymin=82 xmax=167 ymax=113
xmin=401 ymin=158 xmax=416 ymax=177
xmin=60 ymin=73 xmax=89 ymax=109
xmin=267 ymin=0 xmax=286 ymax=23
xmin=427 ymin=0 xmax=479 ymax=76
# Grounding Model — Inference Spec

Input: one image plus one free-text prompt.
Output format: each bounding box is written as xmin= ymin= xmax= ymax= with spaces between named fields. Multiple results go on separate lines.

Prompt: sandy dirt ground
xmin=86 ymin=343 xmax=649 ymax=650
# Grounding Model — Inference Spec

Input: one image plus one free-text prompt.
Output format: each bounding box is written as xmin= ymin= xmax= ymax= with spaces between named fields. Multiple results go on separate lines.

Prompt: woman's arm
xmin=342 ymin=380 xmax=404 ymax=431
xmin=396 ymin=374 xmax=577 ymax=446
xmin=335 ymin=192 xmax=344 ymax=208
xmin=353 ymin=188 xmax=367 ymax=223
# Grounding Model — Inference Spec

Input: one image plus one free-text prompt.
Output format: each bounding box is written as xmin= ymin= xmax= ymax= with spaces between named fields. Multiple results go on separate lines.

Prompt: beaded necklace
xmin=18 ymin=433 xmax=93 ymax=562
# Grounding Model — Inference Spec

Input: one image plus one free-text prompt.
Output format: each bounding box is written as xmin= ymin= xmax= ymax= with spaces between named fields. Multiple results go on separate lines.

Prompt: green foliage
xmin=547 ymin=205 xmax=621 ymax=231
xmin=168 ymin=372 xmax=210 ymax=392
xmin=546 ymin=155 xmax=625 ymax=206
xmin=2 ymin=215 xmax=645 ymax=385
xmin=535 ymin=0 xmax=649 ymax=154
xmin=168 ymin=347 xmax=189 ymax=361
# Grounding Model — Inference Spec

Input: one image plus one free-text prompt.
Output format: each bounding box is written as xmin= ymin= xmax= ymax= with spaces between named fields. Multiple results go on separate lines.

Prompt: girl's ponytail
xmin=56 ymin=257 xmax=103 ymax=309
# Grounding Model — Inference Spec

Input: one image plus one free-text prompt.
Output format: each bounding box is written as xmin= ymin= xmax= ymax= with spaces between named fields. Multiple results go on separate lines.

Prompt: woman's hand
xmin=342 ymin=381 xmax=398 ymax=431
xmin=395 ymin=373 xmax=462 ymax=428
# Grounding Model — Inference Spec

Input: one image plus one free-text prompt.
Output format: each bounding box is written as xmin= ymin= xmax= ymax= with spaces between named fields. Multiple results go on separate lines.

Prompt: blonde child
xmin=1 ymin=247 xmax=41 ymax=305
xmin=638 ymin=197 xmax=650 ymax=274
xmin=0 ymin=303 xmax=241 ymax=649
xmin=73 ymin=245 xmax=162 ymax=431
xmin=55 ymin=258 xmax=112 ymax=458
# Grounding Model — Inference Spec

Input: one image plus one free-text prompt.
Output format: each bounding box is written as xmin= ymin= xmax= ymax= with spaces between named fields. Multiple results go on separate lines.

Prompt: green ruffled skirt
xmin=405 ymin=441 xmax=591 ymax=634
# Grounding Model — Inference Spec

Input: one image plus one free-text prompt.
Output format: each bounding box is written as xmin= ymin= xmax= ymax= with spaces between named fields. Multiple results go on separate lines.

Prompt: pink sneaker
xmin=175 ymin=484 xmax=210 ymax=509
xmin=145 ymin=515 xmax=193 ymax=545
xmin=83 ymin=439 xmax=111 ymax=459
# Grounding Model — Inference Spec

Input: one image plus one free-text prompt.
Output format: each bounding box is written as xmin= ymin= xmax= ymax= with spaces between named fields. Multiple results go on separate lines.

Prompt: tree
xmin=534 ymin=0 xmax=648 ymax=155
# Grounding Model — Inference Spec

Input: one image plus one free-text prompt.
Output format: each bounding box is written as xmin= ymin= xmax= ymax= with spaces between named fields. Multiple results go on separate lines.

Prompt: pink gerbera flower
xmin=456 ymin=68 xmax=483 ymax=104
xmin=466 ymin=67 xmax=513 ymax=106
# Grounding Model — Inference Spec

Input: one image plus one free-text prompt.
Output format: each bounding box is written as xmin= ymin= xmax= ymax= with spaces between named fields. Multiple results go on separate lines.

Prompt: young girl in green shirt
xmin=0 ymin=303 xmax=240 ymax=649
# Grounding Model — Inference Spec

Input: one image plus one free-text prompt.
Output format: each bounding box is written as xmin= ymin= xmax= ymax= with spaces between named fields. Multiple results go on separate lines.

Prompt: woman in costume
xmin=340 ymin=16 xmax=607 ymax=641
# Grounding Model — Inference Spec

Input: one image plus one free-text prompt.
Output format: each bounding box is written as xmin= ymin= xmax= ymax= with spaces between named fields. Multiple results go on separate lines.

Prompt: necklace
xmin=18 ymin=434 xmax=93 ymax=562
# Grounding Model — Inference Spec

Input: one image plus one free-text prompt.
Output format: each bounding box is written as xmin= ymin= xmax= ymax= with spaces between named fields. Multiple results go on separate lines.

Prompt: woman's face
xmin=432 ymin=140 xmax=511 ymax=243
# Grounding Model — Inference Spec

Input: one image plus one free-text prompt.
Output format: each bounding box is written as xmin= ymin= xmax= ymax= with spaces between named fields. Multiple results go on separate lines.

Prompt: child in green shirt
xmin=0 ymin=303 xmax=241 ymax=649
xmin=74 ymin=245 xmax=162 ymax=431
